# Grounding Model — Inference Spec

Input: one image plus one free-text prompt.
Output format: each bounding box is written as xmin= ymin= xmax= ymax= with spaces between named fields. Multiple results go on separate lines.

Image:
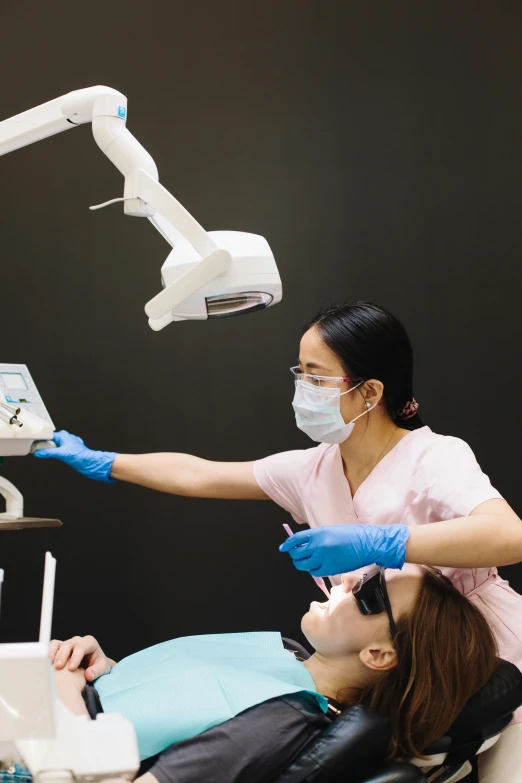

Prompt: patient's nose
xmin=340 ymin=573 xmax=361 ymax=593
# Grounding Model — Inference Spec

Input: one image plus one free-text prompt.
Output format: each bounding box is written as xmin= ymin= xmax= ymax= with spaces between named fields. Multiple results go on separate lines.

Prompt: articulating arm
xmin=0 ymin=86 xmax=232 ymax=329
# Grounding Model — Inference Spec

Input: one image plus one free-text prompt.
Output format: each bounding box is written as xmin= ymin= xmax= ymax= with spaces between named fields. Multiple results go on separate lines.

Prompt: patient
xmin=51 ymin=566 xmax=497 ymax=782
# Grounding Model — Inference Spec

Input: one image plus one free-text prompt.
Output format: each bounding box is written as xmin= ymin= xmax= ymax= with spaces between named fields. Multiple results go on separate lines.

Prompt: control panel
xmin=0 ymin=364 xmax=54 ymax=426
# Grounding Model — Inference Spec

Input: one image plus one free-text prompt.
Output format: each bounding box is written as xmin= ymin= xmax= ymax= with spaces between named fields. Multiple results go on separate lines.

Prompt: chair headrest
xmin=448 ymin=658 xmax=522 ymax=740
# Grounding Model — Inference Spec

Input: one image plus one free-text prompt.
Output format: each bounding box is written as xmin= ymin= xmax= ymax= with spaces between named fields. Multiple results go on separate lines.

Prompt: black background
xmin=0 ymin=1 xmax=521 ymax=659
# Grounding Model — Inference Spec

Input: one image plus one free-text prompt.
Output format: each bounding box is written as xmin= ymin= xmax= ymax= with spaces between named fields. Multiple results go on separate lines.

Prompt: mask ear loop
xmin=339 ymin=380 xmax=364 ymax=397
xmin=349 ymin=401 xmax=378 ymax=424
xmin=339 ymin=381 xmax=378 ymax=424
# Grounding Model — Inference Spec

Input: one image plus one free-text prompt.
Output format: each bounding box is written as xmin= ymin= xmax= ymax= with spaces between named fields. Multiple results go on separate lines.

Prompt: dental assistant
xmin=35 ymin=301 xmax=522 ymax=721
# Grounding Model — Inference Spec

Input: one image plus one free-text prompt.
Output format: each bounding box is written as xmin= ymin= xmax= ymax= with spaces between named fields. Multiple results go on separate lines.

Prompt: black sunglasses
xmin=352 ymin=566 xmax=396 ymax=641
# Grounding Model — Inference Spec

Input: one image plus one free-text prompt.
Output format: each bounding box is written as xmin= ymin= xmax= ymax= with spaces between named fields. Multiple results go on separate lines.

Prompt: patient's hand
xmin=50 ymin=635 xmax=116 ymax=681
xmin=54 ymin=663 xmax=86 ymax=692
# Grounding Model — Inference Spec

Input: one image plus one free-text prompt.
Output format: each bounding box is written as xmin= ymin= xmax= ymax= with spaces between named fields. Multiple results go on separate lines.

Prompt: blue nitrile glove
xmin=33 ymin=430 xmax=117 ymax=483
xmin=279 ymin=524 xmax=410 ymax=577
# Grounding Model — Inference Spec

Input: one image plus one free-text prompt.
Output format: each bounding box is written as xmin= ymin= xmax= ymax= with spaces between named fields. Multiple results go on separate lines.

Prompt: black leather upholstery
xmin=424 ymin=659 xmax=522 ymax=768
xmin=274 ymin=705 xmax=390 ymax=782
xmin=449 ymin=658 xmax=522 ymax=740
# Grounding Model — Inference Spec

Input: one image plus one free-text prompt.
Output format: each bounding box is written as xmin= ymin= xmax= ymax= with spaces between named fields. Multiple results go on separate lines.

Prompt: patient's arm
xmin=53 ymin=665 xmax=89 ymax=716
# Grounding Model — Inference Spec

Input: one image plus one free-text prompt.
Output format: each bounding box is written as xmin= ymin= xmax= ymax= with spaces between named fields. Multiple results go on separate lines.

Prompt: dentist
xmin=36 ymin=301 xmax=522 ymax=729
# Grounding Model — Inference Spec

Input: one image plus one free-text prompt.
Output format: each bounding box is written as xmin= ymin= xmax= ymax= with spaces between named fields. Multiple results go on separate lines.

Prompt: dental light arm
xmin=0 ymin=86 xmax=281 ymax=329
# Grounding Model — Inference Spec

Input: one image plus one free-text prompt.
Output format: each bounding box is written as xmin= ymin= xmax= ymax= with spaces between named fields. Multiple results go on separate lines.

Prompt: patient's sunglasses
xmin=352 ymin=567 xmax=397 ymax=641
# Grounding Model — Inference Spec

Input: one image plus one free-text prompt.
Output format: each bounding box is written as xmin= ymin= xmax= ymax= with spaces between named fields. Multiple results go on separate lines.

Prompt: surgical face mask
xmin=292 ymin=379 xmax=373 ymax=444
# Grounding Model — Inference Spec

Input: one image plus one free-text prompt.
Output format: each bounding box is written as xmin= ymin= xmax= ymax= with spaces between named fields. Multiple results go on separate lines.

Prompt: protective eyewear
xmin=352 ymin=566 xmax=396 ymax=641
xmin=290 ymin=366 xmax=357 ymax=389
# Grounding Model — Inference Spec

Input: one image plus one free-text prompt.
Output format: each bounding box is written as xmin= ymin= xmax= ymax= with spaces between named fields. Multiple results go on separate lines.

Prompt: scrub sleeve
xmin=254 ymin=426 xmax=522 ymax=723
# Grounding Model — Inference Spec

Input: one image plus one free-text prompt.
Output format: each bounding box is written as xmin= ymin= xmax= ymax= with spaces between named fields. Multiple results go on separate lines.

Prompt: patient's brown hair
xmin=344 ymin=568 xmax=497 ymax=760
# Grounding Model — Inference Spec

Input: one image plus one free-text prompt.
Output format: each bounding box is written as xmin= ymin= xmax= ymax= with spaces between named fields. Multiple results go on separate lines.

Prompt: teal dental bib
xmin=94 ymin=631 xmax=328 ymax=760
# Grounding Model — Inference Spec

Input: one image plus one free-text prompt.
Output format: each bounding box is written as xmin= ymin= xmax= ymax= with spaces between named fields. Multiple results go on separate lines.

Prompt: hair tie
xmin=398 ymin=399 xmax=419 ymax=420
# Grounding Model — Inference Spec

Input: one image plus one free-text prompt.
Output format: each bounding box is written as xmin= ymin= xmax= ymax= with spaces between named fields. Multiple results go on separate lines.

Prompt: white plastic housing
xmin=0 ymin=643 xmax=54 ymax=740
xmin=153 ymin=230 xmax=282 ymax=327
xmin=0 ymin=552 xmax=56 ymax=739
xmin=0 ymin=408 xmax=54 ymax=456
xmin=0 ymin=87 xmax=126 ymax=157
xmin=17 ymin=701 xmax=139 ymax=781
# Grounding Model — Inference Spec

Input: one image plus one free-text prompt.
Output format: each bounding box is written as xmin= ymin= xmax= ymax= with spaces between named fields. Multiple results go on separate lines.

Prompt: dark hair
xmin=306 ymin=301 xmax=423 ymax=430
xmin=342 ymin=568 xmax=498 ymax=760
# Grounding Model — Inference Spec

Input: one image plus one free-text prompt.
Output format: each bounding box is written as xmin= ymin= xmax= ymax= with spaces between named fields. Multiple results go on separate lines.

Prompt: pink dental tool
xmin=282 ymin=523 xmax=330 ymax=599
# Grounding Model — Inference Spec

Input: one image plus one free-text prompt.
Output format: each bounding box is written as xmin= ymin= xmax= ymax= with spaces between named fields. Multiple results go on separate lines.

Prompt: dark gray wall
xmin=1 ymin=1 xmax=521 ymax=659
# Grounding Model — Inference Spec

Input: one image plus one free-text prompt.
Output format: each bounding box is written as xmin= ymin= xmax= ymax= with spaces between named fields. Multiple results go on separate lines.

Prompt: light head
xmin=148 ymin=230 xmax=282 ymax=329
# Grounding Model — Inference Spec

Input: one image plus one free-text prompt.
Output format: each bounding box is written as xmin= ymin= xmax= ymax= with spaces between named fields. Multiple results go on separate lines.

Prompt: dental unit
xmin=0 ymin=552 xmax=140 ymax=783
xmin=0 ymin=364 xmax=60 ymax=530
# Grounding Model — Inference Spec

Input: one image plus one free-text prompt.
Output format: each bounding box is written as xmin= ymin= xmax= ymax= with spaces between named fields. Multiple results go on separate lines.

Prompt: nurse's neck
xmin=340 ymin=412 xmax=408 ymax=484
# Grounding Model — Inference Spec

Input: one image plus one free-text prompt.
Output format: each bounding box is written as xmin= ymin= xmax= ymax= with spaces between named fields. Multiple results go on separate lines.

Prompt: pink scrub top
xmin=254 ymin=425 xmax=522 ymax=722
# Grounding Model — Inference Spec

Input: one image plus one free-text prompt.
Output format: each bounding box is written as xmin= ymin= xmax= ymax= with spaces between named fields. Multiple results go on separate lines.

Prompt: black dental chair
xmin=273 ymin=652 xmax=522 ymax=783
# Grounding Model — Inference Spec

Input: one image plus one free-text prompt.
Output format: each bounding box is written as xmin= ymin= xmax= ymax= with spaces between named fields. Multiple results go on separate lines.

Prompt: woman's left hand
xmin=50 ymin=635 xmax=116 ymax=681
xmin=279 ymin=523 xmax=410 ymax=576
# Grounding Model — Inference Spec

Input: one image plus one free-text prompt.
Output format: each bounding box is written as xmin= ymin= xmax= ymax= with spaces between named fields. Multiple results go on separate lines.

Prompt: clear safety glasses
xmin=352 ymin=566 xmax=397 ymax=641
xmin=290 ymin=366 xmax=356 ymax=389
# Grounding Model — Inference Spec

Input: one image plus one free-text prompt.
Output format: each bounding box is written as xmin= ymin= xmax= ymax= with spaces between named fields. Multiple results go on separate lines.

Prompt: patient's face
xmin=301 ymin=566 xmax=422 ymax=658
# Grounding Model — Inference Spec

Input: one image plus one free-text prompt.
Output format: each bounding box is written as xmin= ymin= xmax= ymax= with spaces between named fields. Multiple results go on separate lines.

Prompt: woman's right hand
xmin=34 ymin=430 xmax=117 ymax=483
xmin=50 ymin=635 xmax=116 ymax=681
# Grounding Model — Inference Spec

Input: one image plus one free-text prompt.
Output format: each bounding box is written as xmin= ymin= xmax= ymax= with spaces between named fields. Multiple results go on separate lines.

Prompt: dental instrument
xmin=282 ymin=524 xmax=330 ymax=598
xmin=0 ymin=87 xmax=282 ymax=330
xmin=0 ymin=364 xmax=61 ymax=530
xmin=0 ymin=407 xmax=22 ymax=427
xmin=0 ymin=402 xmax=22 ymax=416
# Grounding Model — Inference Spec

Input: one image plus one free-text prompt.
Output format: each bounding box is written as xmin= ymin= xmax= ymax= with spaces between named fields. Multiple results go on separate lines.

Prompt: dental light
xmin=0 ymin=86 xmax=282 ymax=329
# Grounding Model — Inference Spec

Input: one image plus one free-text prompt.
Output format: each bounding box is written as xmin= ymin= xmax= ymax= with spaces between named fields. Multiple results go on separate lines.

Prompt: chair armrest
xmin=359 ymin=762 xmax=427 ymax=783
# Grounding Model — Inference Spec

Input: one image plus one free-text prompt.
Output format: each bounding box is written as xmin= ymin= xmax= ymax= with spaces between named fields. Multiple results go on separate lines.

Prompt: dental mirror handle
xmin=282 ymin=523 xmax=330 ymax=599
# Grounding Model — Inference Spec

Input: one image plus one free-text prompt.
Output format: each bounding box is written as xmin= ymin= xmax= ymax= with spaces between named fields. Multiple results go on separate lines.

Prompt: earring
xmin=365 ymin=401 xmax=371 ymax=409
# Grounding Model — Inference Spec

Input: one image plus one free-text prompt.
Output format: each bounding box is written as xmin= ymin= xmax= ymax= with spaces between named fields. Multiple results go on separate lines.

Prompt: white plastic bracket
xmin=129 ymin=170 xmax=232 ymax=325
xmin=0 ymin=476 xmax=23 ymax=519
xmin=145 ymin=248 xmax=231 ymax=321
xmin=132 ymin=169 xmax=217 ymax=258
